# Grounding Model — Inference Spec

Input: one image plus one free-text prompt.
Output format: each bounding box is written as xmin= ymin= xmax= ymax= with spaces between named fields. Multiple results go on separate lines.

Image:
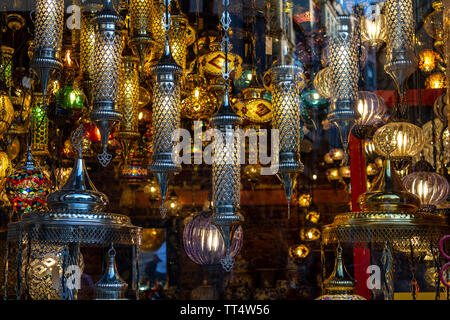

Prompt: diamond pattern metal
xmin=384 ymin=0 xmax=415 ymax=57
xmin=80 ymin=12 xmax=96 ymax=80
xmin=34 ymin=0 xmax=64 ymax=51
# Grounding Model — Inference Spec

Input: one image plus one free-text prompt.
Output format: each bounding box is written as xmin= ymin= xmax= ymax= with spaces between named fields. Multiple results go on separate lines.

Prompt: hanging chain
xmin=409 ymin=241 xmax=419 ymax=300
xmin=220 ymin=0 xmax=231 ymax=82
xmin=162 ymin=0 xmax=172 ymax=36
xmin=381 ymin=241 xmax=394 ymax=300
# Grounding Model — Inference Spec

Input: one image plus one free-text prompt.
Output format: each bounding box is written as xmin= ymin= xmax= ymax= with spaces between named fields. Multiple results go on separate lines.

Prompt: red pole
xmin=349 ymin=133 xmax=371 ymax=299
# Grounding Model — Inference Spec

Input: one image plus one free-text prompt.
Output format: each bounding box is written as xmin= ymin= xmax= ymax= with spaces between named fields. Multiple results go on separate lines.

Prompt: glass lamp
xmin=31 ymin=93 xmax=49 ymax=156
xmin=129 ymin=0 xmax=154 ymax=71
xmin=240 ymin=81 xmax=274 ymax=124
xmin=199 ymin=40 xmax=243 ymax=81
xmin=288 ymin=243 xmax=310 ymax=263
xmin=5 ymin=149 xmax=52 ymax=214
xmin=352 ymin=91 xmax=387 ymax=140
xmin=424 ymin=1 xmax=444 ymax=55
xmin=90 ymin=0 xmax=124 ymax=166
xmin=300 ymin=227 xmax=321 ymax=241
xmin=373 ymin=122 xmax=425 ymax=171
xmin=402 ymin=160 xmax=450 ymax=212
xmin=361 ymin=2 xmax=387 ymax=48
xmin=306 ymin=210 xmax=320 ymax=223
xmin=183 ymin=210 xmax=243 ymax=265
xmin=425 ymin=73 xmax=446 ymax=89
xmin=298 ymin=193 xmax=312 ymax=208
xmin=313 ymin=67 xmax=332 ymax=100
xmin=180 ymin=84 xmax=217 ymax=120
xmin=0 ymin=46 xmax=14 ymax=94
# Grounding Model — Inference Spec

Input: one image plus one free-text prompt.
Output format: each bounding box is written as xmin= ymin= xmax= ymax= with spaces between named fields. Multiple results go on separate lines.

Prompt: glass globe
xmin=313 ymin=67 xmax=332 ymax=99
xmin=300 ymin=227 xmax=321 ymax=241
xmin=403 ymin=170 xmax=450 ymax=211
xmin=288 ymin=243 xmax=310 ymax=263
xmin=352 ymin=91 xmax=387 ymax=139
xmin=330 ymin=148 xmax=344 ymax=163
xmin=183 ymin=211 xmax=243 ymax=265
xmin=5 ymin=159 xmax=52 ymax=214
xmin=180 ymin=86 xmax=217 ymax=120
xmin=361 ymin=7 xmax=387 ymax=47
xmin=234 ymin=66 xmax=253 ymax=90
xmin=373 ymin=122 xmax=425 ymax=170
xmin=326 ymin=168 xmax=340 ymax=182
xmin=324 ymin=152 xmax=334 ymax=164
xmin=364 ymin=138 xmax=377 ymax=160
xmin=424 ymin=1 xmax=444 ymax=52
xmin=56 ymin=85 xmax=86 ymax=112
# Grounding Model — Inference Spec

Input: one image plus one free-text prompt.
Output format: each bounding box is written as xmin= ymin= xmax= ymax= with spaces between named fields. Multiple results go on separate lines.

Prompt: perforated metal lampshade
xmin=328 ymin=15 xmax=360 ymax=159
xmin=90 ymin=0 xmax=124 ymax=167
xmin=30 ymin=0 xmax=64 ymax=100
xmin=129 ymin=0 xmax=154 ymax=71
xmin=31 ymin=93 xmax=49 ymax=156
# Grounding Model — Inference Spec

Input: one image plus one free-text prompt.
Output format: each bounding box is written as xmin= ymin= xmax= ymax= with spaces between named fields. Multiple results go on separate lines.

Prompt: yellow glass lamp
xmin=425 ymin=72 xmax=446 ymax=89
xmin=199 ymin=40 xmax=242 ymax=81
xmin=324 ymin=152 xmax=333 ymax=164
xmin=300 ymin=227 xmax=321 ymax=241
xmin=180 ymin=85 xmax=217 ymax=120
xmin=326 ymin=168 xmax=340 ymax=182
xmin=313 ymin=67 xmax=332 ymax=100
xmin=240 ymin=86 xmax=273 ymax=124
xmin=289 ymin=243 xmax=310 ymax=263
xmin=306 ymin=210 xmax=320 ymax=224
xmin=424 ymin=0 xmax=445 ymax=55
xmin=298 ymin=193 xmax=312 ymax=208
xmin=419 ymin=49 xmax=438 ymax=73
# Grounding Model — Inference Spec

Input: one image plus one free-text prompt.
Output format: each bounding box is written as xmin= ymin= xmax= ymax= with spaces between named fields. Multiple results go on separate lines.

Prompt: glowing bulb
xmin=312 ymin=174 xmax=318 ymax=180
xmin=138 ymin=111 xmax=143 ymax=120
xmin=170 ymin=202 xmax=176 ymax=208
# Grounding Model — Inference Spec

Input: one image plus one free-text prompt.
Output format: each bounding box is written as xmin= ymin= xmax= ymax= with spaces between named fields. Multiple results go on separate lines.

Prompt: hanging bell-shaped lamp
xmin=90 ymin=0 xmax=124 ymax=167
xmin=95 ymin=245 xmax=128 ymax=300
xmin=149 ymin=0 xmax=183 ymax=218
xmin=327 ymin=14 xmax=360 ymax=162
xmin=30 ymin=0 xmax=64 ymax=101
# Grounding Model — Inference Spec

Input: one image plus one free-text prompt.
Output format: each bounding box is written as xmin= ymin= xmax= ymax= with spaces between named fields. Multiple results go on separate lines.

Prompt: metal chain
xmin=162 ymin=0 xmax=172 ymax=35
xmin=220 ymin=0 xmax=231 ymax=82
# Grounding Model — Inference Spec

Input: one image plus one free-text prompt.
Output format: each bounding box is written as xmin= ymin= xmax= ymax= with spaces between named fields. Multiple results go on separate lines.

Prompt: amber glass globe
xmin=180 ymin=86 xmax=217 ymax=120
xmin=403 ymin=170 xmax=450 ymax=211
xmin=373 ymin=122 xmax=425 ymax=170
xmin=313 ymin=67 xmax=332 ymax=99
xmin=419 ymin=49 xmax=438 ymax=73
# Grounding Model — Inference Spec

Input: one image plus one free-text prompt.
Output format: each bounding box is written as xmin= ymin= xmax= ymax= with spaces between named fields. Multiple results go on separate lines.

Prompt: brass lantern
xmin=129 ymin=0 xmax=154 ymax=71
xmin=149 ymin=0 xmax=183 ymax=217
xmin=90 ymin=0 xmax=124 ymax=166
xmin=30 ymin=0 xmax=64 ymax=100
xmin=327 ymin=15 xmax=360 ymax=161
xmin=116 ymin=54 xmax=140 ymax=162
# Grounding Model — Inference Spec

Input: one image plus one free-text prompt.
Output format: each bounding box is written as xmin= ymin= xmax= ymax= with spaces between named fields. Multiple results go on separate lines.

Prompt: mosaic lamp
xmin=5 ymin=148 xmax=52 ymax=214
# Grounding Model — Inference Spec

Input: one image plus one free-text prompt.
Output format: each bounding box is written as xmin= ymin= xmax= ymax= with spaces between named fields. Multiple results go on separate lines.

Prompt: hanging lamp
xmin=148 ymin=0 xmax=183 ymax=218
xmin=129 ymin=0 xmax=154 ymax=72
xmin=90 ymin=0 xmax=124 ymax=167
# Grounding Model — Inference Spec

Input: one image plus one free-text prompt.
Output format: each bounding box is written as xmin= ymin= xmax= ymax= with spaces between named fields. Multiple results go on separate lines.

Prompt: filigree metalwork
xmin=382 ymin=242 xmax=394 ymax=300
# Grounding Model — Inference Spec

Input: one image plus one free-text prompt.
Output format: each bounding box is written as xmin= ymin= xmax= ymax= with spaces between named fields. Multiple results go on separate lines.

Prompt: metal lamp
xmin=129 ymin=0 xmax=154 ymax=72
xmin=90 ymin=0 xmax=124 ymax=167
xmin=30 ymin=0 xmax=64 ymax=101
xmin=149 ymin=0 xmax=183 ymax=217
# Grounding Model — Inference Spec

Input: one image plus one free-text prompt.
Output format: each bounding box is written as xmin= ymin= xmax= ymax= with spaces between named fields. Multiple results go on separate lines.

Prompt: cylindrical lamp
xmin=31 ymin=92 xmax=49 ymax=156
xmin=129 ymin=0 xmax=154 ymax=71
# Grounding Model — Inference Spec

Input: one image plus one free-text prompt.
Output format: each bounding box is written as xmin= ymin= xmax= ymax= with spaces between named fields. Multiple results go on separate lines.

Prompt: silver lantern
xmin=30 ymin=0 xmax=64 ymax=101
xmin=95 ymin=245 xmax=128 ymax=300
xmin=90 ymin=0 xmax=124 ymax=167
xmin=148 ymin=0 xmax=183 ymax=217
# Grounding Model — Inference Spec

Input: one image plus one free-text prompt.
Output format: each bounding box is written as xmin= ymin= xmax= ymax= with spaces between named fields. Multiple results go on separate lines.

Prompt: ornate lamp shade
xmin=424 ymin=1 xmax=444 ymax=55
xmin=316 ymin=247 xmax=366 ymax=300
xmin=183 ymin=211 xmax=243 ymax=265
xmin=373 ymin=122 xmax=425 ymax=171
xmin=0 ymin=46 xmax=14 ymax=94
xmin=240 ymin=85 xmax=274 ymax=124
xmin=129 ymin=0 xmax=154 ymax=70
xmin=150 ymin=0 xmax=170 ymax=45
xmin=116 ymin=55 xmax=140 ymax=161
xmin=272 ymin=64 xmax=305 ymax=207
xmin=352 ymin=91 xmax=387 ymax=140
xmin=425 ymin=73 xmax=446 ymax=89
xmin=384 ymin=0 xmax=417 ymax=119
xmin=56 ymin=84 xmax=86 ymax=113
xmin=199 ymin=41 xmax=243 ymax=81
xmin=327 ymin=15 xmax=360 ymax=159
xmin=149 ymin=36 xmax=183 ymax=216
xmin=360 ymin=2 xmax=387 ymax=48
xmin=181 ymin=85 xmax=217 ymax=120
xmin=434 ymin=94 xmax=448 ymax=125
xmin=402 ymin=160 xmax=450 ymax=212
xmin=90 ymin=0 xmax=124 ymax=167
xmin=288 ymin=243 xmax=310 ymax=263
xmin=0 ymin=94 xmax=14 ymax=138
xmin=95 ymin=246 xmax=128 ymax=300
xmin=0 ymin=151 xmax=12 ymax=189
xmin=31 ymin=93 xmax=49 ymax=156
xmin=5 ymin=150 xmax=52 ymax=214
xmin=30 ymin=0 xmax=64 ymax=99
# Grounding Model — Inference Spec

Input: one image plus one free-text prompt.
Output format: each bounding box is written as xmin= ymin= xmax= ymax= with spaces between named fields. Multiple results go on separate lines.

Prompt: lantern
xmin=373 ymin=122 xmax=425 ymax=171
xmin=0 ymin=94 xmax=14 ymax=137
xmin=5 ymin=149 xmax=52 ymax=214
xmin=298 ymin=193 xmax=312 ymax=208
xmin=272 ymin=63 xmax=305 ymax=208
xmin=402 ymin=160 xmax=450 ymax=212
xmin=425 ymin=72 xmax=446 ymax=89
xmin=56 ymin=85 xmax=86 ymax=112
xmin=95 ymin=246 xmax=128 ymax=300
xmin=30 ymin=0 xmax=64 ymax=100
xmin=199 ymin=41 xmax=243 ymax=81
xmin=419 ymin=49 xmax=439 ymax=73
xmin=327 ymin=15 xmax=360 ymax=160
xmin=0 ymin=46 xmax=14 ymax=94
xmin=313 ymin=68 xmax=332 ymax=101
xmin=180 ymin=85 xmax=217 ymax=120
xmin=149 ymin=0 xmax=183 ymax=217
xmin=90 ymin=0 xmax=124 ymax=166
xmin=31 ymin=93 xmax=49 ymax=156
xmin=183 ymin=211 xmax=243 ymax=265
xmin=288 ymin=243 xmax=310 ymax=263
xmin=116 ymin=55 xmax=140 ymax=161
xmin=360 ymin=2 xmax=387 ymax=47
xmin=424 ymin=1 xmax=444 ymax=55
xmin=240 ymin=85 xmax=274 ymax=124
xmin=316 ymin=246 xmax=366 ymax=300
xmin=300 ymin=227 xmax=321 ymax=241
xmin=129 ymin=0 xmax=154 ymax=70
xmin=352 ymin=91 xmax=387 ymax=140
xmin=306 ymin=210 xmax=320 ymax=223
xmin=384 ymin=0 xmax=417 ymax=120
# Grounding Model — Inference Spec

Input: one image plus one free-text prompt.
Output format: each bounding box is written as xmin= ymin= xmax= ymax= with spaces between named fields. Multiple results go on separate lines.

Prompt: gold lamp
xmin=418 ymin=49 xmax=439 ymax=73
xmin=129 ymin=0 xmax=154 ymax=71
xmin=0 ymin=94 xmax=14 ymax=138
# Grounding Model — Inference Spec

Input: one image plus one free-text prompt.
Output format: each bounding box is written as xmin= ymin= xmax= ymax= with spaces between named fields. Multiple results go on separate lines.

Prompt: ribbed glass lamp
xmin=360 ymin=2 xmax=387 ymax=48
xmin=403 ymin=160 xmax=450 ymax=212
xmin=352 ymin=91 xmax=387 ymax=140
